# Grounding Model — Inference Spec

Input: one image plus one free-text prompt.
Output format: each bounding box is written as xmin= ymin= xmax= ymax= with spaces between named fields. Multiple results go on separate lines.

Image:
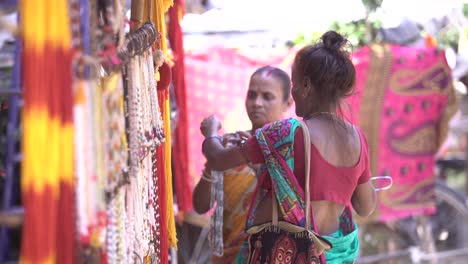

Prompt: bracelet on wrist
xmin=201 ymin=170 xmax=217 ymax=183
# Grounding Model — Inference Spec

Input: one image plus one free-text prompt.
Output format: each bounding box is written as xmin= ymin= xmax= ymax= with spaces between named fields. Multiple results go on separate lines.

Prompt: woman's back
xmin=250 ymin=117 xmax=370 ymax=234
xmin=303 ymin=117 xmax=366 ymax=234
xmin=306 ymin=118 xmax=362 ymax=169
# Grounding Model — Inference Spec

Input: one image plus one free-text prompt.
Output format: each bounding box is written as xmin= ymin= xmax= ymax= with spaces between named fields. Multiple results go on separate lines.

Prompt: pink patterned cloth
xmin=346 ymin=44 xmax=457 ymax=221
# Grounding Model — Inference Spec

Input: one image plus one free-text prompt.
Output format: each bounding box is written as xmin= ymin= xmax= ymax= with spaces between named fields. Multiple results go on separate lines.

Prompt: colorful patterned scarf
xmin=247 ymin=118 xmax=307 ymax=227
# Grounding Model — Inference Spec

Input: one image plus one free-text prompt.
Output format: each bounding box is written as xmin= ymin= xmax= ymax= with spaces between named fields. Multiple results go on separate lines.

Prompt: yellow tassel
xmin=150 ymin=0 xmax=174 ymax=55
xmin=164 ymin=96 xmax=178 ymax=247
xmin=146 ymin=0 xmax=177 ymax=248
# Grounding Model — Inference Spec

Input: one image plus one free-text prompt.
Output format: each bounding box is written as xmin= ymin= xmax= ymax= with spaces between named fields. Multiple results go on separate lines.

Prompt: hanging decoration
xmin=18 ymin=0 xmax=177 ymax=262
xmin=20 ymin=0 xmax=75 ymax=263
xmin=151 ymin=0 xmax=174 ymax=55
xmin=169 ymin=0 xmax=193 ymax=215
xmin=155 ymin=53 xmax=173 ymax=262
xmin=148 ymin=0 xmax=178 ymax=252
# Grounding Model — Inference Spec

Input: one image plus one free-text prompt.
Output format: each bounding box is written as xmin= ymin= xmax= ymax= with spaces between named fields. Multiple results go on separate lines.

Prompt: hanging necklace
xmin=125 ymin=52 xmax=164 ymax=261
xmin=127 ymin=57 xmax=142 ymax=169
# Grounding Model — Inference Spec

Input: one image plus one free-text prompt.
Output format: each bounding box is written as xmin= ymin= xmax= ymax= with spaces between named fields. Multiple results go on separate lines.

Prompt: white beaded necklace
xmin=125 ymin=51 xmax=165 ymax=261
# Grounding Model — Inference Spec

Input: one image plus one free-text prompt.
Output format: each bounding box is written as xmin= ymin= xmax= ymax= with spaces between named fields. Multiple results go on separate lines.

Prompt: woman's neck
xmin=304 ymin=107 xmax=337 ymax=119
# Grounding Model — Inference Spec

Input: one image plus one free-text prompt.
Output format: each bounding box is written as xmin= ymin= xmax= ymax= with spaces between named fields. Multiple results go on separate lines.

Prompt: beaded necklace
xmin=102 ymin=73 xmax=129 ymax=194
xmin=125 ymin=52 xmax=165 ymax=261
xmin=101 ymin=73 xmax=129 ymax=263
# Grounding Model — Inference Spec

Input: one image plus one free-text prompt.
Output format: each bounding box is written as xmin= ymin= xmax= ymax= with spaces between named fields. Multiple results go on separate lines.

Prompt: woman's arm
xmin=202 ymin=137 xmax=249 ymax=171
xmin=351 ymin=133 xmax=377 ymax=217
xmin=200 ymin=115 xmax=250 ymax=171
xmin=351 ymin=181 xmax=377 ymax=217
xmin=192 ymin=164 xmax=214 ymax=214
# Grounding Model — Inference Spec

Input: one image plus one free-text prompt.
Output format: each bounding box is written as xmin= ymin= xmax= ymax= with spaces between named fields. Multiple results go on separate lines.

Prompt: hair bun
xmin=321 ymin=31 xmax=347 ymax=52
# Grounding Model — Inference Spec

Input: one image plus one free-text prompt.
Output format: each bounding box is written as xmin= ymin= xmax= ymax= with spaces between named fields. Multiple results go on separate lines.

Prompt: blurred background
xmin=1 ymin=0 xmax=468 ymax=263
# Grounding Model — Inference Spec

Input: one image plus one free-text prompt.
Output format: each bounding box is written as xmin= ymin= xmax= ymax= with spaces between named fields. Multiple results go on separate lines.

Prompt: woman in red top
xmin=200 ymin=31 xmax=377 ymax=263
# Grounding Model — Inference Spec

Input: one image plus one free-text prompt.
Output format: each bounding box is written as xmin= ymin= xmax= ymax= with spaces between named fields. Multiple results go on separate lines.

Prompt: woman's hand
xmin=236 ymin=130 xmax=251 ymax=141
xmin=200 ymin=115 xmax=222 ymax=137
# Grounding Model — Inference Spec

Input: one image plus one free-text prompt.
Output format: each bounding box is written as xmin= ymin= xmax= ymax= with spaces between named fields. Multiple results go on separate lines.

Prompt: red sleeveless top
xmin=245 ymin=128 xmax=371 ymax=206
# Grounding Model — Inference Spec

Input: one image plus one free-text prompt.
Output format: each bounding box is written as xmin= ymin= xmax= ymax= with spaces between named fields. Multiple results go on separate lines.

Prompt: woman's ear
xmin=303 ymin=76 xmax=313 ymax=97
xmin=285 ymin=96 xmax=293 ymax=109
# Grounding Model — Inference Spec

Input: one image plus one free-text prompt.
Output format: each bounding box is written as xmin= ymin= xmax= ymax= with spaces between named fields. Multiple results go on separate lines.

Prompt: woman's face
xmin=245 ymin=73 xmax=290 ymax=129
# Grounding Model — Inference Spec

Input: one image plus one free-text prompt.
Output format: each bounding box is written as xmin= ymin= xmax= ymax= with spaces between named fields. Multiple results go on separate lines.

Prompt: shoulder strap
xmin=298 ymin=120 xmax=312 ymax=230
xmin=272 ymin=120 xmax=313 ymax=230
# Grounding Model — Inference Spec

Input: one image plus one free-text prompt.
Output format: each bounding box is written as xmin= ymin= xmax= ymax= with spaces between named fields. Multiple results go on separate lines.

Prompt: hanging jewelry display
xmin=73 ymin=2 xmax=107 ymax=261
xmin=125 ymin=43 xmax=164 ymax=260
xmin=71 ymin=0 xmax=164 ymax=262
xmin=102 ymin=74 xmax=129 ymax=194
xmin=73 ymin=1 xmax=129 ymax=261
xmin=102 ymin=73 xmax=129 ymax=263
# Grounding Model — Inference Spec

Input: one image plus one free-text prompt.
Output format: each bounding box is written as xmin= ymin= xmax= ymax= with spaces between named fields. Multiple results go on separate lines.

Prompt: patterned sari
xmin=237 ymin=118 xmax=359 ymax=264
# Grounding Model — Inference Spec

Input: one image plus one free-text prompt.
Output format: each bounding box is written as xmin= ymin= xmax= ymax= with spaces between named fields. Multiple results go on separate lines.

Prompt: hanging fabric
xmin=168 ymin=0 xmax=193 ymax=217
xmin=150 ymin=0 xmax=174 ymax=55
xmin=156 ymin=84 xmax=169 ymax=262
xmin=20 ymin=0 xmax=75 ymax=263
xmin=149 ymin=0 xmax=177 ymax=250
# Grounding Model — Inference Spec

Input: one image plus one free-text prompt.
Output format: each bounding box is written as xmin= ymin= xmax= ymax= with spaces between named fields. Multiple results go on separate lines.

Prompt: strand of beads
xmin=145 ymin=49 xmax=165 ymax=145
xmin=124 ymin=58 xmax=139 ymax=261
xmin=126 ymin=57 xmax=142 ymax=169
xmin=125 ymin=181 xmax=136 ymax=262
xmin=150 ymin=146 xmax=161 ymax=262
xmin=116 ymin=187 xmax=128 ymax=263
xmin=106 ymin=195 xmax=119 ymax=263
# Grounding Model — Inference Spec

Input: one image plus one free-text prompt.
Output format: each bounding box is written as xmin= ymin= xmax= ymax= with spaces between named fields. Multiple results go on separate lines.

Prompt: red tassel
xmin=157 ymin=62 xmax=171 ymax=91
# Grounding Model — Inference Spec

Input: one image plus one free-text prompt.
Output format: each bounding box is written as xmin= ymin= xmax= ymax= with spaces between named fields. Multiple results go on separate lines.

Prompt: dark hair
xmin=251 ymin=66 xmax=291 ymax=102
xmin=293 ymin=31 xmax=356 ymax=116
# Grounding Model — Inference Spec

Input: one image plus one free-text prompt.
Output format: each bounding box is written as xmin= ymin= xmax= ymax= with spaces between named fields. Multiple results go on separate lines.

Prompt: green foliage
xmin=292 ymin=31 xmax=323 ymax=46
xmin=361 ymin=0 xmax=383 ymax=13
xmin=292 ymin=19 xmax=381 ymax=49
xmin=330 ymin=20 xmax=367 ymax=47
xmin=436 ymin=27 xmax=460 ymax=50
xmin=291 ymin=0 xmax=463 ymax=52
xmin=292 ymin=0 xmax=384 ymax=48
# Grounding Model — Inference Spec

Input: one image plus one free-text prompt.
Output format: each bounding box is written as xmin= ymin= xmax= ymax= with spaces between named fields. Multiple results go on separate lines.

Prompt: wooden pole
xmin=130 ymin=0 xmax=146 ymax=31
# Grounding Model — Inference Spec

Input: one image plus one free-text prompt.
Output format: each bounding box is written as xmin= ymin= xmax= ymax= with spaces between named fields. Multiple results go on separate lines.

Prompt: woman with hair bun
xmin=200 ymin=31 xmax=377 ymax=263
